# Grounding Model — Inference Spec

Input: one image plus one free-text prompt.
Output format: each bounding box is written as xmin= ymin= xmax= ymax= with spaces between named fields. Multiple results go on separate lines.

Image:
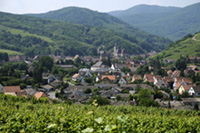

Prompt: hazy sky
xmin=0 ymin=0 xmax=200 ymax=14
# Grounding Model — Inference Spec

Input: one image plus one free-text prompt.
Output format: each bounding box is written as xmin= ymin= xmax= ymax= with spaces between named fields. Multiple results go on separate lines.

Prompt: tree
xmin=176 ymin=56 xmax=187 ymax=71
xmin=38 ymin=56 xmax=54 ymax=72
xmin=84 ymin=77 xmax=93 ymax=84
xmin=20 ymin=83 xmax=27 ymax=89
xmin=84 ymin=88 xmax=92 ymax=94
xmin=120 ymin=67 xmax=131 ymax=74
xmin=116 ymin=95 xmax=121 ymax=101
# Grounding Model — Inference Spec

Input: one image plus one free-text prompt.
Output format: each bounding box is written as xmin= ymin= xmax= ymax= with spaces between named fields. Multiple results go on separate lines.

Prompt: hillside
xmin=27 ymin=7 xmax=171 ymax=50
xmin=153 ymin=33 xmax=200 ymax=60
xmin=109 ymin=4 xmax=180 ymax=17
xmin=109 ymin=3 xmax=200 ymax=41
xmin=0 ymin=12 xmax=171 ymax=57
xmin=0 ymin=94 xmax=200 ymax=132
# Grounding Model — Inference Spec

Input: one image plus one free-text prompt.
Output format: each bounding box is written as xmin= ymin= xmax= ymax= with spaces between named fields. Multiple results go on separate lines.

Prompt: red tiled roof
xmin=101 ymin=75 xmax=116 ymax=81
xmin=181 ymin=85 xmax=192 ymax=91
xmin=133 ymin=75 xmax=142 ymax=80
xmin=172 ymin=70 xmax=181 ymax=77
xmin=34 ymin=92 xmax=47 ymax=100
xmin=72 ymin=73 xmax=79 ymax=79
xmin=4 ymin=86 xmax=22 ymax=93
xmin=183 ymin=77 xmax=193 ymax=84
xmin=144 ymin=74 xmax=154 ymax=82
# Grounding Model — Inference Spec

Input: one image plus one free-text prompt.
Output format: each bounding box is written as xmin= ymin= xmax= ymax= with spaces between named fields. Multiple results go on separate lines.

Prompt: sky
xmin=0 ymin=0 xmax=200 ymax=14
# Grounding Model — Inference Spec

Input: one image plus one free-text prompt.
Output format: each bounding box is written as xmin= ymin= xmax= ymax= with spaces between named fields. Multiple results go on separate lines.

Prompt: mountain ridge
xmin=108 ymin=2 xmax=200 ymax=41
xmin=26 ymin=6 xmax=172 ymax=50
xmin=0 ymin=11 xmax=171 ymax=57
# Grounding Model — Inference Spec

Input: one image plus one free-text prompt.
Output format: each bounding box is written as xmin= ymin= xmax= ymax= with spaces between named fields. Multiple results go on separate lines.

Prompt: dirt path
xmin=192 ymin=34 xmax=200 ymax=42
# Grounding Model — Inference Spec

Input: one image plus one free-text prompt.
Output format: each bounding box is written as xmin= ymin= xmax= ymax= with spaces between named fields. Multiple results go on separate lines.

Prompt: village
xmin=1 ymin=43 xmax=200 ymax=110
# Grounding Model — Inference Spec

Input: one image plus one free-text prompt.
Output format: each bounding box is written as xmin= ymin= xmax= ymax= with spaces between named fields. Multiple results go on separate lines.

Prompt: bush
xmin=84 ymin=88 xmax=92 ymax=94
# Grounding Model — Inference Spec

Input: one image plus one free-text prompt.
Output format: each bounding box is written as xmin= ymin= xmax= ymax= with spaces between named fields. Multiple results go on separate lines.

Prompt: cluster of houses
xmin=3 ymin=51 xmax=200 ymax=108
xmin=0 ymin=85 xmax=47 ymax=100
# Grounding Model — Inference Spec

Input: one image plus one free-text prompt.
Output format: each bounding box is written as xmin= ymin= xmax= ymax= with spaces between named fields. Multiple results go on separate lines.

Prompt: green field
xmin=153 ymin=33 xmax=200 ymax=60
xmin=0 ymin=24 xmax=54 ymax=43
xmin=1 ymin=94 xmax=200 ymax=132
xmin=0 ymin=49 xmax=23 ymax=55
xmin=195 ymin=34 xmax=200 ymax=40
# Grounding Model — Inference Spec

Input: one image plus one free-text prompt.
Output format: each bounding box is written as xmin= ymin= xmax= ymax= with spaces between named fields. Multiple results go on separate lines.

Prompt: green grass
xmin=9 ymin=28 xmax=54 ymax=43
xmin=0 ymin=49 xmax=23 ymax=55
xmin=195 ymin=34 xmax=200 ymax=40
xmin=0 ymin=24 xmax=53 ymax=43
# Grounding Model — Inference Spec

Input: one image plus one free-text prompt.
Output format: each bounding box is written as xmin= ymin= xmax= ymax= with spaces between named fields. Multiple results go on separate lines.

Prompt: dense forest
xmin=109 ymin=3 xmax=200 ymax=41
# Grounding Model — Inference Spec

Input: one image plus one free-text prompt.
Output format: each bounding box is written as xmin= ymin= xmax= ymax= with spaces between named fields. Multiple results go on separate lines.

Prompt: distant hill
xmin=27 ymin=7 xmax=171 ymax=50
xmin=109 ymin=4 xmax=180 ymax=17
xmin=153 ymin=33 xmax=200 ymax=60
xmin=0 ymin=12 xmax=171 ymax=57
xmin=109 ymin=3 xmax=200 ymax=41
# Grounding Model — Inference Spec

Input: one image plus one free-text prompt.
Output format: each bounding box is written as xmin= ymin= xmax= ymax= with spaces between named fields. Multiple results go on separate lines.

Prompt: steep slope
xmin=27 ymin=7 xmax=172 ymax=50
xmin=109 ymin=3 xmax=200 ymax=41
xmin=0 ymin=12 xmax=163 ymax=57
xmin=153 ymin=33 xmax=200 ymax=60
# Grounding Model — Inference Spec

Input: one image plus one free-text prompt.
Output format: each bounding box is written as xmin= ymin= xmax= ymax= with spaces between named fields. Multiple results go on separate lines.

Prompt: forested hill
xmin=27 ymin=7 xmax=172 ymax=50
xmin=109 ymin=4 xmax=180 ymax=17
xmin=109 ymin=3 xmax=200 ymax=41
xmin=153 ymin=32 xmax=200 ymax=60
xmin=0 ymin=11 xmax=171 ymax=57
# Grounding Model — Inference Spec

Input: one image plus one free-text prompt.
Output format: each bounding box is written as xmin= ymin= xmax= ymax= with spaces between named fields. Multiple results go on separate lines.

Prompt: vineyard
xmin=0 ymin=94 xmax=200 ymax=132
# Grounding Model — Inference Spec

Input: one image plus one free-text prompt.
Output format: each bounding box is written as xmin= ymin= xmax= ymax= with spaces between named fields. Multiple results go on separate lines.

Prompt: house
xmin=184 ymin=69 xmax=195 ymax=76
xmin=91 ymin=61 xmax=110 ymax=72
xmin=172 ymin=70 xmax=181 ymax=78
xmin=101 ymin=75 xmax=116 ymax=82
xmin=58 ymin=65 xmax=75 ymax=69
xmin=155 ymin=80 xmax=168 ymax=89
xmin=179 ymin=85 xmax=192 ymax=95
xmin=143 ymin=74 xmax=154 ymax=83
xmin=132 ymin=75 xmax=142 ymax=82
xmin=25 ymin=88 xmax=37 ymax=96
xmin=118 ymin=77 xmax=127 ymax=85
xmin=41 ymin=85 xmax=54 ymax=92
xmin=163 ymin=58 xmax=175 ymax=64
xmin=163 ymin=76 xmax=174 ymax=88
xmin=16 ymin=91 xmax=28 ymax=97
xmin=173 ymin=81 xmax=183 ymax=92
xmin=188 ymin=57 xmax=200 ymax=63
xmin=189 ymin=86 xmax=200 ymax=96
xmin=100 ymin=76 xmax=115 ymax=84
xmin=72 ymin=73 xmax=82 ymax=82
xmin=0 ymin=84 xmax=3 ymax=93
xmin=21 ymin=74 xmax=29 ymax=81
xmin=79 ymin=68 xmax=92 ymax=78
xmin=187 ymin=65 xmax=199 ymax=71
xmin=3 ymin=86 xmax=23 ymax=96
xmin=34 ymin=92 xmax=48 ymax=100
xmin=182 ymin=77 xmax=193 ymax=85
xmin=153 ymin=75 xmax=167 ymax=88
xmin=42 ymin=73 xmax=56 ymax=83
xmin=167 ymin=70 xmax=173 ymax=76
xmin=153 ymin=75 xmax=162 ymax=84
